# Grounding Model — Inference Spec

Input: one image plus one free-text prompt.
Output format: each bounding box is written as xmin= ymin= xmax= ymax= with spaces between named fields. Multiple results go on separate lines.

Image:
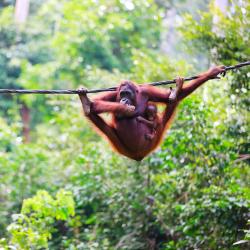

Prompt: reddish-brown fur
xmin=79 ymin=66 xmax=225 ymax=161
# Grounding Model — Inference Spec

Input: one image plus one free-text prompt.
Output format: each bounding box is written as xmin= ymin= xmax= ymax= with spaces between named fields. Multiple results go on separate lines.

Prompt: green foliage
xmin=131 ymin=49 xmax=191 ymax=83
xmin=52 ymin=0 xmax=163 ymax=73
xmin=0 ymin=190 xmax=74 ymax=250
xmin=180 ymin=1 xmax=250 ymax=63
xmin=179 ymin=0 xmax=249 ymax=166
xmin=149 ymin=93 xmax=249 ymax=249
xmin=0 ymin=0 xmax=249 ymax=249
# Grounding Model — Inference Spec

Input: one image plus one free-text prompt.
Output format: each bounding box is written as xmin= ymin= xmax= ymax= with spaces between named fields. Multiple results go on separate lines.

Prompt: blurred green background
xmin=0 ymin=0 xmax=249 ymax=249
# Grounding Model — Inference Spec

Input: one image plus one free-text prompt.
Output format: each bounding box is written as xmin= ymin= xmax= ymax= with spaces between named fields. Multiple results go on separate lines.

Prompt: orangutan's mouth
xmin=120 ymin=97 xmax=132 ymax=105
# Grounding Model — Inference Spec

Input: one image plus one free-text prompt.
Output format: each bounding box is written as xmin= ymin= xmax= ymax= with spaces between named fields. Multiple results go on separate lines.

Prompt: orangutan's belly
xmin=115 ymin=118 xmax=153 ymax=155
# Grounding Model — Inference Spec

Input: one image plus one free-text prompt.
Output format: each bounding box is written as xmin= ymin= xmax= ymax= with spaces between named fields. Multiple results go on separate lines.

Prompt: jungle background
xmin=0 ymin=0 xmax=249 ymax=249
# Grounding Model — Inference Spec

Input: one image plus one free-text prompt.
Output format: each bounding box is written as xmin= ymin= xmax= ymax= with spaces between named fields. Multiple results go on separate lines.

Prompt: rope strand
xmin=0 ymin=61 xmax=249 ymax=95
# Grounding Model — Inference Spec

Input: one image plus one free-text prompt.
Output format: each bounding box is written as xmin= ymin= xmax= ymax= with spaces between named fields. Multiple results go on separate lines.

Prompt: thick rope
xmin=0 ymin=61 xmax=249 ymax=94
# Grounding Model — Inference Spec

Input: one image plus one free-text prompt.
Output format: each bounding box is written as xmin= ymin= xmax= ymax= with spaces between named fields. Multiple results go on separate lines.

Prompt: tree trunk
xmin=15 ymin=0 xmax=31 ymax=143
xmin=15 ymin=0 xmax=30 ymax=23
xmin=20 ymin=104 xmax=31 ymax=143
xmin=213 ymin=0 xmax=228 ymax=32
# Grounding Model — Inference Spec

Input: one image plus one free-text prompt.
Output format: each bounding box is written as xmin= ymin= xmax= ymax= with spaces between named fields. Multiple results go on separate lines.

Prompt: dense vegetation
xmin=0 ymin=0 xmax=249 ymax=249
